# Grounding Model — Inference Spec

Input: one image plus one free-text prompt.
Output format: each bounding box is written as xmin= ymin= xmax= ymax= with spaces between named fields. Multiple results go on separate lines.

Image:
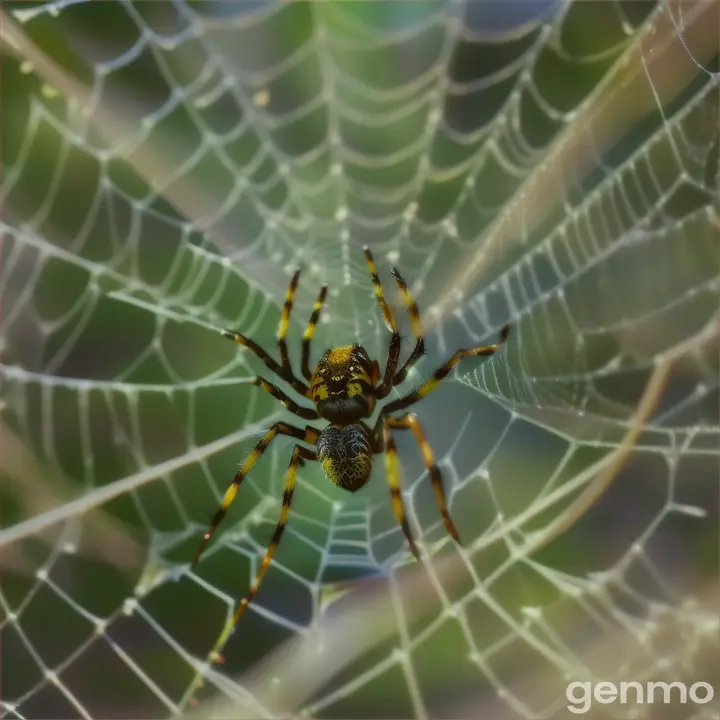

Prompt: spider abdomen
xmin=317 ymin=423 xmax=373 ymax=492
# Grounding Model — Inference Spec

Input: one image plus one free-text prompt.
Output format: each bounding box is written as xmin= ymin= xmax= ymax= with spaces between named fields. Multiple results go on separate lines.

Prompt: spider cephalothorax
xmin=191 ymin=246 xmax=511 ymax=665
xmin=311 ymin=344 xmax=378 ymax=424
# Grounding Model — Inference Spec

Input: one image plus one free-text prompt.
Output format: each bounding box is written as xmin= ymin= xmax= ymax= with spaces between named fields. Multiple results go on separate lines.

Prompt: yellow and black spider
xmin=192 ymin=246 xmax=510 ymax=659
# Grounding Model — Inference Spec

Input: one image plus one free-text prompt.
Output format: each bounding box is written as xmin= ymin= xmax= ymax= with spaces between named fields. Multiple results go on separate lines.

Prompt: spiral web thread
xmin=1 ymin=1 xmax=718 ymax=718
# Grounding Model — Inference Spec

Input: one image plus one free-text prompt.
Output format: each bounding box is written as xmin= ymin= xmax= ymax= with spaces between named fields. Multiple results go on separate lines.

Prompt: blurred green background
xmin=1 ymin=1 xmax=718 ymax=718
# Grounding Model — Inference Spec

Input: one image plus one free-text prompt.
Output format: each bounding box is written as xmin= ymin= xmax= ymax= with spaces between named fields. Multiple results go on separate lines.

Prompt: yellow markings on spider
xmin=390 ymin=488 xmax=404 ymax=525
xmin=220 ymin=484 xmax=239 ymax=513
xmin=303 ymin=295 xmax=325 ymax=340
xmin=327 ymin=346 xmax=353 ymax=365
xmin=417 ymin=376 xmax=440 ymax=399
xmin=383 ymin=428 xmax=402 ymax=522
xmin=382 ymin=422 xmax=419 ymax=559
xmin=218 ymin=442 xmax=267 ymax=512
xmin=301 ymin=285 xmax=328 ymax=383
xmin=321 ymin=456 xmax=337 ymax=486
xmin=363 ymin=246 xmax=396 ymax=331
xmin=418 ymin=434 xmax=434 ymax=466
xmin=392 ymin=269 xmax=422 ymax=337
xmin=278 ymin=271 xmax=299 ymax=340
xmin=312 ymin=382 xmax=329 ymax=401
xmin=189 ymin=247 xmax=511 ymax=692
xmin=347 ymin=382 xmax=363 ymax=397
xmin=389 ymin=413 xmax=459 ymax=543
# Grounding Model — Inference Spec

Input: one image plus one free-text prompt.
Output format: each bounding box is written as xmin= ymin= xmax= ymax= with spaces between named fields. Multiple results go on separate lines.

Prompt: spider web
xmin=1 ymin=1 xmax=718 ymax=718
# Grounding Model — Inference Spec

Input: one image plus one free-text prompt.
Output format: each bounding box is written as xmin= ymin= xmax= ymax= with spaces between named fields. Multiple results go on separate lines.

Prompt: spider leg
xmin=222 ymin=269 xmax=310 ymax=397
xmin=379 ymin=419 xmax=421 ymax=560
xmin=301 ymin=284 xmax=328 ymax=382
xmin=370 ymin=359 xmax=381 ymax=385
xmin=277 ymin=268 xmax=301 ymax=375
xmin=222 ymin=329 xmax=310 ymax=397
xmin=207 ymin=444 xmax=317 ymax=663
xmin=363 ymin=245 xmax=397 ymax=331
xmin=363 ymin=246 xmax=402 ymax=399
xmin=383 ymin=325 xmax=511 ymax=415
xmin=390 ymin=268 xmax=425 ymax=386
xmin=386 ymin=413 xmax=460 ymax=544
xmin=252 ymin=376 xmax=318 ymax=420
xmin=191 ymin=422 xmax=320 ymax=566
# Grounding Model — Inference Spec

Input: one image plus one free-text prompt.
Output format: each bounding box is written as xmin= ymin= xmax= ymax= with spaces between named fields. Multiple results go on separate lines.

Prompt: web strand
xmin=1 ymin=1 xmax=718 ymax=719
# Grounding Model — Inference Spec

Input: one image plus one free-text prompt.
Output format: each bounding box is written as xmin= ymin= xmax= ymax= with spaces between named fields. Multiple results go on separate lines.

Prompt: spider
xmin=191 ymin=246 xmax=510 ymax=660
